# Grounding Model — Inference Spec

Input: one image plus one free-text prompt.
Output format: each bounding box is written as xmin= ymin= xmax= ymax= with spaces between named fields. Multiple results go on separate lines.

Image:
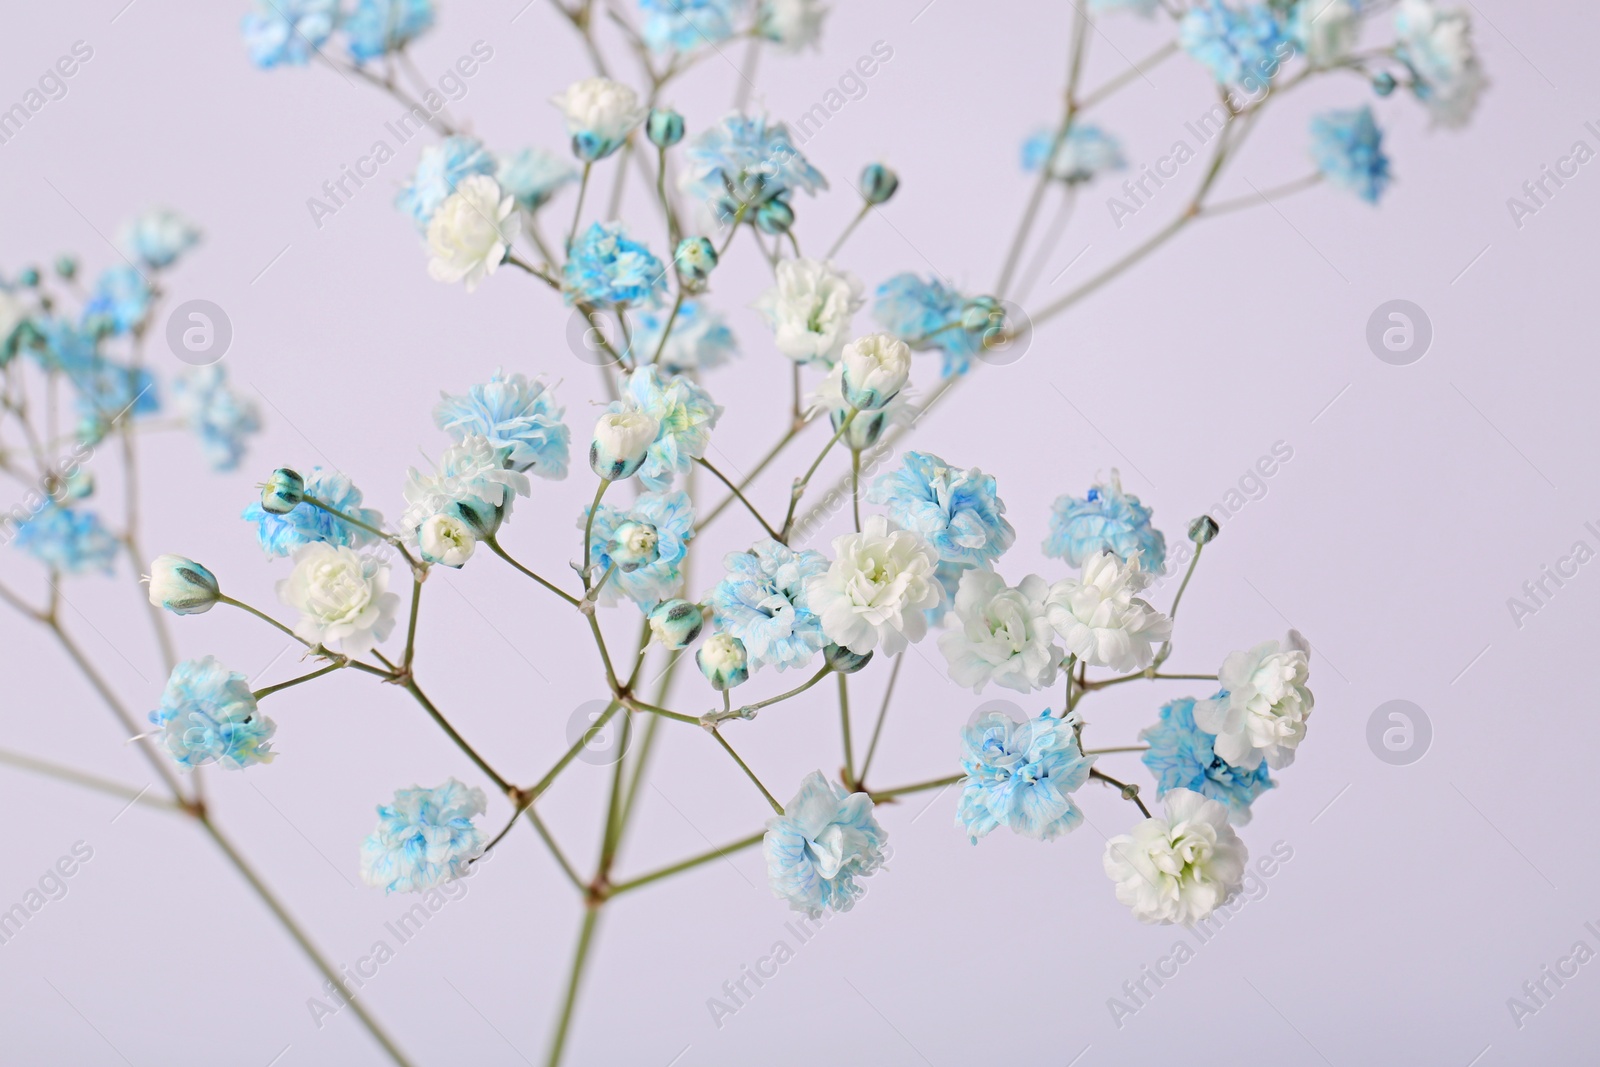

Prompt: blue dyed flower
xmin=1044 ymin=470 xmax=1166 ymax=572
xmin=709 ymin=539 xmax=829 ymax=673
xmin=582 ymin=490 xmax=695 ymax=607
xmin=1021 ymin=124 xmax=1126 ymax=184
xmin=150 ymin=657 xmax=276 ymax=770
xmin=868 ymin=451 xmax=1014 ymax=568
xmin=495 ymin=148 xmax=578 ymax=212
xmin=873 ymin=272 xmax=982 ymax=378
xmin=641 ymin=0 xmax=746 ymax=53
xmin=610 ymin=365 xmax=722 ymax=491
xmin=563 ymin=222 xmax=668 ymax=308
xmin=925 ymin=559 xmax=969 ymax=627
xmin=1310 ymin=106 xmax=1391 ymax=204
xmin=359 ymin=778 xmax=487 ymax=893
xmin=1141 ymin=695 xmax=1273 ymax=824
xmin=82 ymin=266 xmax=151 ymax=335
xmin=680 ymin=114 xmax=826 ymax=225
xmin=241 ymin=0 xmax=339 ymax=69
xmin=957 ymin=708 xmax=1094 ymax=842
xmin=242 ymin=467 xmax=383 ymax=557
xmin=345 ymin=0 xmax=435 ymax=62
xmin=1180 ymin=1 xmax=1290 ymax=86
xmin=632 ymin=301 xmax=738 ymax=374
xmin=764 ymin=771 xmax=887 ymax=918
xmin=12 ymin=503 xmax=120 ymax=575
xmin=434 ymin=371 xmax=569 ymax=479
xmin=120 ymin=208 xmax=200 ymax=270
xmin=171 ymin=365 xmax=262 ymax=472
xmin=396 ymin=136 xmax=496 ymax=230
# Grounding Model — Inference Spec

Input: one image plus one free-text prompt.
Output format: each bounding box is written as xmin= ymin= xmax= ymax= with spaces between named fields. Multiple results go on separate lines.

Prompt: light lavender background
xmin=1 ymin=1 xmax=1595 ymax=1064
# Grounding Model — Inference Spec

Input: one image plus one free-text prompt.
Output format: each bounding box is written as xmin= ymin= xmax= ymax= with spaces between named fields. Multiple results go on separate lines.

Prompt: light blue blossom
xmin=868 ymin=451 xmax=1015 ymax=568
xmin=631 ymin=301 xmax=738 ymax=374
xmin=171 ymin=365 xmax=262 ymax=471
xmin=359 ymin=778 xmax=487 ymax=893
xmin=1310 ymin=106 xmax=1391 ymax=203
xmin=12 ymin=503 xmax=120 ymax=574
xmin=241 ymin=0 xmax=339 ymax=69
xmin=120 ymin=208 xmax=200 ymax=270
xmin=150 ymin=657 xmax=276 ymax=770
xmin=873 ymin=272 xmax=982 ymax=377
xmin=680 ymin=114 xmax=826 ymax=225
xmin=1044 ymin=471 xmax=1166 ymax=572
xmin=709 ymin=539 xmax=829 ymax=673
xmin=957 ymin=708 xmax=1093 ymax=842
xmin=495 ymin=148 xmax=578 ymax=212
xmin=582 ymin=490 xmax=695 ymax=608
xmin=345 ymin=0 xmax=435 ymax=62
xmin=242 ymin=466 xmax=383 ymax=557
xmin=563 ymin=222 xmax=668 ymax=308
xmin=926 ymin=559 xmax=970 ymax=627
xmin=395 ymin=136 xmax=496 ymax=230
xmin=82 ymin=266 xmax=151 ymax=335
xmin=764 ymin=771 xmax=887 ymax=918
xmin=611 ymin=365 xmax=722 ymax=491
xmin=399 ymin=433 xmax=530 ymax=540
xmin=37 ymin=318 xmax=160 ymax=423
xmin=641 ymin=0 xmax=747 ymax=54
xmin=1179 ymin=1 xmax=1290 ymax=87
xmin=434 ymin=371 xmax=570 ymax=479
xmin=1141 ymin=695 xmax=1273 ymax=824
xmin=1021 ymin=124 xmax=1126 ymax=184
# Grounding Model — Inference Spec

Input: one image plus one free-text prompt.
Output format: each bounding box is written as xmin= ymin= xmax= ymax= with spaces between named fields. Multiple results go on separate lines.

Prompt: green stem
xmin=826 ymin=202 xmax=870 ymax=260
xmin=523 ymin=806 xmax=586 ymax=893
xmin=253 ymin=660 xmax=344 ymax=700
xmin=838 ymin=672 xmax=855 ymax=790
xmin=402 ymin=681 xmax=515 ymax=796
xmin=868 ymin=773 xmax=964 ymax=802
xmin=608 ymin=831 xmax=766 ymax=896
xmin=711 ymin=728 xmax=783 ymax=814
xmin=544 ymin=906 xmax=601 ymax=1067
xmin=709 ymin=664 xmax=832 ymax=723
xmin=780 ymin=413 xmax=853 ymax=542
xmin=700 ymin=420 xmax=805 ymax=529
xmin=857 ymin=652 xmax=902 ymax=787
xmin=566 ymin=162 xmax=593 ymax=255
xmin=1090 ymin=768 xmax=1151 ymax=818
xmin=0 ymin=747 xmax=183 ymax=812
xmin=402 ymin=576 xmax=422 ymax=671
xmin=532 ymin=700 xmax=622 ymax=798
xmin=695 ymin=458 xmax=780 ymax=539
xmin=649 ymin=289 xmax=685 ymax=366
xmin=484 ymin=537 xmax=582 ymax=608
xmin=1169 ymin=543 xmax=1204 ymax=619
xmin=581 ymin=479 xmax=610 ymax=589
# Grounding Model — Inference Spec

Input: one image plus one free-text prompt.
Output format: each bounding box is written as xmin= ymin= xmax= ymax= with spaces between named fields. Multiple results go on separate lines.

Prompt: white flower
xmin=1193 ymin=631 xmax=1313 ymax=770
xmin=418 ymin=513 xmax=476 ymax=568
xmin=277 ymin=543 xmax=399 ymax=656
xmin=589 ymin=409 xmax=661 ymax=480
xmin=1045 ymin=550 xmax=1171 ymax=672
xmin=426 ymin=175 xmax=520 ymax=291
xmin=753 ymin=258 xmax=865 ymax=365
xmin=938 ymin=569 xmax=1061 ymax=693
xmin=807 ymin=362 xmax=913 ymax=451
xmin=1103 ymin=788 xmax=1248 ymax=924
xmin=1292 ymin=0 xmax=1360 ymax=67
xmin=806 ymin=515 xmax=942 ymax=656
xmin=399 ymin=433 xmax=530 ymax=536
xmin=839 ymin=332 xmax=911 ymax=411
xmin=759 ymin=0 xmax=828 ymax=53
xmin=549 ymin=77 xmax=647 ymax=158
xmin=145 ymin=554 xmax=220 ymax=615
xmin=1395 ymin=0 xmax=1487 ymax=128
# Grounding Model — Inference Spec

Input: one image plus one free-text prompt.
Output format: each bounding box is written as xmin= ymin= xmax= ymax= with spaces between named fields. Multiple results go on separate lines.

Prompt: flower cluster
xmin=957 ymin=708 xmax=1093 ymax=842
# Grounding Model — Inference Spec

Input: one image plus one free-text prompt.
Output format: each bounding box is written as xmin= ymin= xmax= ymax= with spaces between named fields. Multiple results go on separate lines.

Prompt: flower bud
xmin=1188 ymin=515 xmax=1220 ymax=545
xmin=840 ymin=332 xmax=912 ymax=411
xmin=54 ymin=255 xmax=78 ymax=281
xmin=646 ymin=108 xmax=685 ymax=149
xmin=649 ymin=598 xmax=703 ymax=650
xmin=419 ymin=512 xmax=476 ymax=568
xmin=674 ymin=236 xmax=718 ymax=283
xmin=860 ymin=163 xmax=899 ymax=206
xmin=1371 ymin=71 xmax=1397 ymax=97
xmin=608 ymin=520 xmax=660 ymax=572
xmin=960 ymin=296 xmax=1006 ymax=350
xmin=261 ymin=468 xmax=305 ymax=515
xmin=824 ymin=643 xmax=873 ymax=674
xmin=697 ymin=632 xmax=749 ymax=691
xmin=18 ymin=267 xmax=39 ymax=288
xmin=451 ymin=498 xmax=507 ymax=541
xmin=754 ymin=198 xmax=795 ymax=235
xmin=589 ymin=410 xmax=660 ymax=480
xmin=146 ymin=554 xmax=221 ymax=615
xmin=833 ymin=406 xmax=887 ymax=451
xmin=63 ymin=469 xmax=93 ymax=500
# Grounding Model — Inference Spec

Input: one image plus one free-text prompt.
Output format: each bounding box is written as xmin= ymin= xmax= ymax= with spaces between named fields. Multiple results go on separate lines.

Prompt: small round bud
xmin=646 ymin=108 xmax=685 ymax=149
xmin=1188 ymin=515 xmax=1220 ymax=545
xmin=839 ymin=332 xmax=912 ymax=411
xmin=54 ymin=256 xmax=78 ymax=281
xmin=960 ymin=296 xmax=1006 ymax=350
xmin=1371 ymin=71 xmax=1397 ymax=97
xmin=753 ymin=198 xmax=795 ymax=235
xmin=261 ymin=468 xmax=305 ymax=515
xmin=697 ymin=633 xmax=749 ymax=691
xmin=451 ymin=498 xmax=507 ymax=541
xmin=649 ymin=599 xmax=704 ymax=650
xmin=824 ymin=643 xmax=873 ymax=674
xmin=419 ymin=512 xmax=476 ymax=568
xmin=860 ymin=163 xmax=899 ymax=206
xmin=608 ymin=520 xmax=660 ymax=572
xmin=62 ymin=469 xmax=94 ymax=500
xmin=146 ymin=554 xmax=221 ymax=616
xmin=674 ymin=236 xmax=718 ymax=284
xmin=572 ymin=132 xmax=610 ymax=164
xmin=589 ymin=410 xmax=660 ymax=481
xmin=18 ymin=267 xmax=40 ymax=288
xmin=834 ymin=406 xmax=888 ymax=451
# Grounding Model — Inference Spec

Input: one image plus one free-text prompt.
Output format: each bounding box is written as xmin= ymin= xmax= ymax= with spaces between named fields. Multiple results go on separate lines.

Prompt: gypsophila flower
xmin=119 ymin=207 xmax=200 ymax=269
xmin=278 ymin=543 xmax=400 ymax=655
xmin=1142 ymin=695 xmax=1273 ymax=824
xmin=873 ymin=272 xmax=982 ymax=378
xmin=1395 ymin=0 xmax=1485 ymax=128
xmin=709 ymin=539 xmax=830 ymax=673
xmin=434 ymin=371 xmax=569 ymax=479
xmin=582 ymin=490 xmax=695 ymax=608
xmin=396 ymin=136 xmax=496 ymax=230
xmin=764 ymin=771 xmax=887 ymax=918
xmin=13 ymin=503 xmax=119 ymax=575
xmin=564 ymin=222 xmax=668 ymax=308
xmin=754 ymin=258 xmax=865 ymax=366
xmin=957 ymin=708 xmax=1093 ymax=841
xmin=418 ymin=512 xmax=475 ymax=568
xmin=1103 ymin=788 xmax=1248 ymax=924
xmin=680 ymin=113 xmax=826 ymax=225
xmin=1179 ymin=0 xmax=1291 ymax=87
xmin=806 ymin=515 xmax=942 ymax=656
xmin=243 ymin=467 xmax=383 ymax=557
xmin=170 ymin=364 xmax=262 ymax=472
xmin=839 ymin=332 xmax=911 ymax=411
xmin=807 ymin=361 xmax=912 ymax=451
xmin=1290 ymin=0 xmax=1361 ymax=67
xmin=495 ymin=147 xmax=579 ymax=213
xmin=1194 ymin=633 xmax=1313 ymax=770
xmin=632 ymin=301 xmax=738 ymax=374
xmin=1021 ymin=124 xmax=1127 ymax=184
xmin=758 ymin=0 xmax=827 ymax=51
xmin=1044 ymin=470 xmax=1166 ymax=572
xmin=427 ymin=175 xmax=520 ymax=292
xmin=925 ymin=559 xmax=968 ymax=627
xmin=938 ymin=570 xmax=1061 ymax=693
xmin=399 ymin=433 xmax=531 ymax=540
xmin=610 ymin=365 xmax=723 ymax=491
xmin=82 ymin=266 xmax=151 ymax=335
xmin=590 ymin=410 xmax=659 ymax=480
xmin=150 ymin=657 xmax=276 ymax=770
xmin=550 ymin=77 xmax=648 ymax=162
xmin=640 ymin=0 xmax=747 ymax=54
xmin=1311 ymin=107 xmax=1390 ymax=203
xmin=241 ymin=0 xmax=339 ymax=69
xmin=869 ymin=451 xmax=1014 ymax=567
xmin=360 ymin=778 xmax=487 ymax=893
xmin=1045 ymin=550 xmax=1171 ymax=672
xmin=345 ymin=0 xmax=436 ymax=62
xmin=146 ymin=554 xmax=221 ymax=615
